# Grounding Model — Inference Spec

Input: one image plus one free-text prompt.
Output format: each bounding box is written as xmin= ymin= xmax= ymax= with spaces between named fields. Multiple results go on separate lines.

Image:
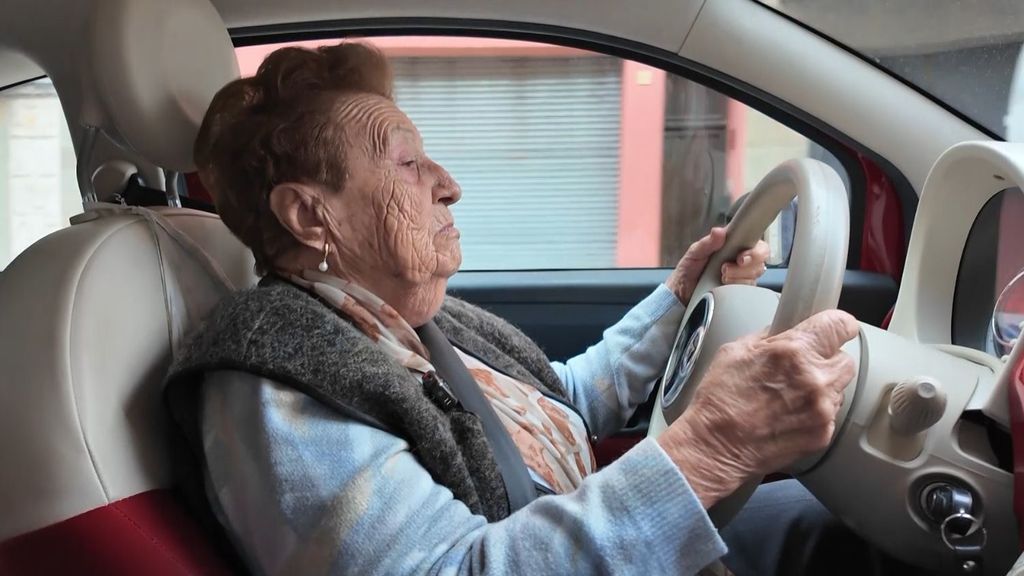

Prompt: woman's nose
xmin=430 ymin=162 xmax=462 ymax=206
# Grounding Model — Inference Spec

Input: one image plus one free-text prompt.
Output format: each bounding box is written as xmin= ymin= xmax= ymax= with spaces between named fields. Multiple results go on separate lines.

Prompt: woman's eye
xmin=399 ymin=158 xmax=422 ymax=180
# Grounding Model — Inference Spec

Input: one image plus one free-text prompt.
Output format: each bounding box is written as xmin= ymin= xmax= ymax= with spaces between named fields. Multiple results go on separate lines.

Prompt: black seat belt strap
xmin=416 ymin=321 xmax=537 ymax=512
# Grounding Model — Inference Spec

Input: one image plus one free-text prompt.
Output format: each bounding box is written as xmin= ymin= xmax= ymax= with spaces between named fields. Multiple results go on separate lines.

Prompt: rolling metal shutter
xmin=391 ymin=56 xmax=622 ymax=270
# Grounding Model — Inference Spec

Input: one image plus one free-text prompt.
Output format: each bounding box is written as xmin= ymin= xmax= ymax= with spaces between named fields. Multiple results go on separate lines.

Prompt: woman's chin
xmin=437 ymin=244 xmax=462 ymax=278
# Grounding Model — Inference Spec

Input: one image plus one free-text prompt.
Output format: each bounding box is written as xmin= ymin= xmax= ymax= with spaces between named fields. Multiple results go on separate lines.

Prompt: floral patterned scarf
xmin=290 ymin=270 xmax=595 ymax=493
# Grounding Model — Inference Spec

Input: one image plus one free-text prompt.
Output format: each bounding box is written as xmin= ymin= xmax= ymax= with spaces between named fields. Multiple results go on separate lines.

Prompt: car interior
xmin=1 ymin=0 xmax=1023 ymax=574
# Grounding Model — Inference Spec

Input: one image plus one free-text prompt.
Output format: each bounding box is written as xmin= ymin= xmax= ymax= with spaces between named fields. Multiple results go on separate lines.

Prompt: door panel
xmin=449 ymin=268 xmax=897 ymax=361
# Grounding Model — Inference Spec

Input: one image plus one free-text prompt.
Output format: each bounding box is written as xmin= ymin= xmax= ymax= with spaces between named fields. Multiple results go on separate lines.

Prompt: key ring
xmin=941 ymin=513 xmax=986 ymax=574
xmin=941 ymin=512 xmax=986 ymax=548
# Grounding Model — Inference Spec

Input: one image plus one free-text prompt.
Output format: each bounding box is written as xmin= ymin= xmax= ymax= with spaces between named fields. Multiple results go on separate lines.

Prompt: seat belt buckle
xmin=422 ymin=371 xmax=464 ymax=412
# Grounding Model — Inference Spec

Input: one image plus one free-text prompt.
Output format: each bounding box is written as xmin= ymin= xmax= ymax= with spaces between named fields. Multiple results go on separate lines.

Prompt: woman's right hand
xmin=657 ymin=309 xmax=859 ymax=508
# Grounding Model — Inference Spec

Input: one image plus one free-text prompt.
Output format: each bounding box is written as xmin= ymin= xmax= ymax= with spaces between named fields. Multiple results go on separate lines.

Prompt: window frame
xmin=0 ymin=75 xmax=47 ymax=93
xmin=0 ymin=76 xmax=79 ymax=270
xmin=232 ymin=18 xmax=916 ymax=271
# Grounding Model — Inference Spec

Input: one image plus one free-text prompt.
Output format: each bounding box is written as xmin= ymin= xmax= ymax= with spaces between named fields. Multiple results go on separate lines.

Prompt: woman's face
xmin=324 ymin=93 xmax=463 ymax=288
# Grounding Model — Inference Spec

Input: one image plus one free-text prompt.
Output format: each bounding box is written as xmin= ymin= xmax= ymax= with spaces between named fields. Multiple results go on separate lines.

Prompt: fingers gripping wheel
xmin=647 ymin=159 xmax=850 ymax=525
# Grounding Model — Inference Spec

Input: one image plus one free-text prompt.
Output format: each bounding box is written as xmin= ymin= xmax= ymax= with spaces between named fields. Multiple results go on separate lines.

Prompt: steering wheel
xmin=646 ymin=158 xmax=851 ymax=526
xmin=647 ymin=148 xmax=1021 ymax=573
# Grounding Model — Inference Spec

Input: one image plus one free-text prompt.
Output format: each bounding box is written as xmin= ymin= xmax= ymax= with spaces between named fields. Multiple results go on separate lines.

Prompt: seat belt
xmin=415 ymin=321 xmax=538 ymax=512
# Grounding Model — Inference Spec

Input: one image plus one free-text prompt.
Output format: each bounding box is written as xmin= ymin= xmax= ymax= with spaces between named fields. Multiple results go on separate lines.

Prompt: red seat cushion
xmin=0 ymin=490 xmax=234 ymax=575
xmin=185 ymin=172 xmax=214 ymax=204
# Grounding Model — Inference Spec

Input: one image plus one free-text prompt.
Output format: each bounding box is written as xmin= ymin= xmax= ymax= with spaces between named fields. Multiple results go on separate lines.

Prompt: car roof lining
xmin=0 ymin=48 xmax=42 ymax=90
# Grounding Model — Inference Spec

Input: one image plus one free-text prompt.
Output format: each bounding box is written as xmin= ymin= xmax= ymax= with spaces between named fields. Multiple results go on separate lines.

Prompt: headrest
xmin=89 ymin=0 xmax=239 ymax=172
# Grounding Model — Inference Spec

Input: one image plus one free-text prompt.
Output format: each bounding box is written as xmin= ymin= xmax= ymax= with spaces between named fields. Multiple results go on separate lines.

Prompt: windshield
xmin=757 ymin=0 xmax=1024 ymax=140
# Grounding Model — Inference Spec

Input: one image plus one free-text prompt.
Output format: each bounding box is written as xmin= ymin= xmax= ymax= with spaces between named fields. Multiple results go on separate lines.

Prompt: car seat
xmin=0 ymin=0 xmax=251 ymax=573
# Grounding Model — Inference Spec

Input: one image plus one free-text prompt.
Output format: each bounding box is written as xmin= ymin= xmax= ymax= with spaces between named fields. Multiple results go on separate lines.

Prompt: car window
xmin=0 ymin=78 xmax=78 ymax=270
xmin=755 ymin=0 xmax=1024 ymax=140
xmin=236 ymin=37 xmax=850 ymax=271
xmin=953 ymin=187 xmax=1024 ymax=356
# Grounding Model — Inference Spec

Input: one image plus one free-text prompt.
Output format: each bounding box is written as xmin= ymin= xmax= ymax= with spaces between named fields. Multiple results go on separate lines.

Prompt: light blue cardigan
xmin=200 ymin=284 xmax=727 ymax=575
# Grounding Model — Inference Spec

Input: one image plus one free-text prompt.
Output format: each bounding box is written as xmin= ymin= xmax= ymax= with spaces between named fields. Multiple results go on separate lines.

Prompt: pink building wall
xmin=726 ymin=100 xmax=747 ymax=203
xmin=616 ymin=62 xmax=665 ymax=267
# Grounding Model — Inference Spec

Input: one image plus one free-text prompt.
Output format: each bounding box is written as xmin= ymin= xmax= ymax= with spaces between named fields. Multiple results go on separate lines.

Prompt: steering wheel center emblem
xmin=662 ymin=293 xmax=714 ymax=407
xmin=682 ymin=325 xmax=704 ymax=370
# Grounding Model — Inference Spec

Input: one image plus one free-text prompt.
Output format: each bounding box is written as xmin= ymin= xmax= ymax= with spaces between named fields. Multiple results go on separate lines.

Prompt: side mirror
xmin=992 ymin=269 xmax=1024 ymax=357
xmin=771 ymin=199 xmax=798 ymax=267
xmin=728 ymin=192 xmax=797 ymax=267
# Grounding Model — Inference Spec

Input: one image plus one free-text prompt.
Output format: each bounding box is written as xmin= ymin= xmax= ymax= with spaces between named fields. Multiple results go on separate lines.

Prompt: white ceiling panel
xmin=212 ymin=0 xmax=703 ymax=53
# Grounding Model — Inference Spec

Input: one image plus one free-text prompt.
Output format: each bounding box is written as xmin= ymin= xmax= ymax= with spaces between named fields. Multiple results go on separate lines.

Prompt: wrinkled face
xmin=323 ymin=93 xmax=462 ymax=287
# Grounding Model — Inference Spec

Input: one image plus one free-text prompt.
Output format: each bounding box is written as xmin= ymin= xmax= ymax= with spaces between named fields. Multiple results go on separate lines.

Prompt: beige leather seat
xmin=0 ymin=205 xmax=257 ymax=572
xmin=0 ymin=0 xmax=249 ymax=572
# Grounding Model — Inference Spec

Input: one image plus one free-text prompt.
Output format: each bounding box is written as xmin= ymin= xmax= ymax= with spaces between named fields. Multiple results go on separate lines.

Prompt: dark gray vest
xmin=165 ymin=277 xmax=571 ymax=522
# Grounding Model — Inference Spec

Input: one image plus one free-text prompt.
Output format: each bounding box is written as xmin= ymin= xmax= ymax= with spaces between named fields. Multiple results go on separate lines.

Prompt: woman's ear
xmin=268 ymin=182 xmax=328 ymax=249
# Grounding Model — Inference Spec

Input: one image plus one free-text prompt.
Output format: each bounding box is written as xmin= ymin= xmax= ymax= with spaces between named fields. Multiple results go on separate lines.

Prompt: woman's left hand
xmin=667 ymin=227 xmax=771 ymax=305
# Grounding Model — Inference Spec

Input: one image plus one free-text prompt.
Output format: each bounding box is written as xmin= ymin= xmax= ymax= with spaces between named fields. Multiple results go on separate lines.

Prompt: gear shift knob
xmin=889 ymin=378 xmax=947 ymax=436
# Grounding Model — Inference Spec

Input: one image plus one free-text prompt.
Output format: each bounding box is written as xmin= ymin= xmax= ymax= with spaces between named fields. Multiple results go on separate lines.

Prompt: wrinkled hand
xmin=667 ymin=227 xmax=770 ymax=305
xmin=658 ymin=310 xmax=859 ymax=508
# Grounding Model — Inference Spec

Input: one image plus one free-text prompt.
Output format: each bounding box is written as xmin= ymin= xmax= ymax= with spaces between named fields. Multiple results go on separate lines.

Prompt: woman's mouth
xmin=439 ymin=222 xmax=460 ymax=238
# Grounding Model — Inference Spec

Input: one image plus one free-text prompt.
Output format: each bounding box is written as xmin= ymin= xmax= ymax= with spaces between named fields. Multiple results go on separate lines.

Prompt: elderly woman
xmin=166 ymin=43 xmax=864 ymax=575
